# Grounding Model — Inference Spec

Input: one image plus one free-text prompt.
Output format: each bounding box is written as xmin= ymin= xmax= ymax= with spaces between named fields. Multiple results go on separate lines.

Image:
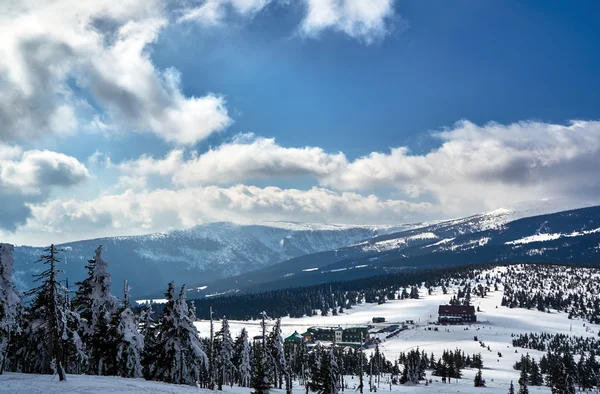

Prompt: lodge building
xmin=438 ymin=305 xmax=476 ymax=324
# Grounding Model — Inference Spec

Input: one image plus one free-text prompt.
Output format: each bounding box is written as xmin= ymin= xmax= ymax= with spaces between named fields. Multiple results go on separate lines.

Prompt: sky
xmin=1 ymin=0 xmax=600 ymax=246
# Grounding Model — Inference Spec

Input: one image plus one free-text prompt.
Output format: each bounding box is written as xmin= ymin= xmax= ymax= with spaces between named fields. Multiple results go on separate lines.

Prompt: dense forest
xmin=176 ymin=264 xmax=500 ymax=320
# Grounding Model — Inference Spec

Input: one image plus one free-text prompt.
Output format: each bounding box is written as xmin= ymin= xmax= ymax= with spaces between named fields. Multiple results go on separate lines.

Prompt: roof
xmin=438 ymin=305 xmax=476 ymax=315
xmin=285 ymin=331 xmax=304 ymax=341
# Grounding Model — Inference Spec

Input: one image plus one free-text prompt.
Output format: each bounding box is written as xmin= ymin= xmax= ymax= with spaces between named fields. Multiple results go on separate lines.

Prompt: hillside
xmin=11 ymin=222 xmax=415 ymax=297
xmin=182 ymin=202 xmax=600 ymax=297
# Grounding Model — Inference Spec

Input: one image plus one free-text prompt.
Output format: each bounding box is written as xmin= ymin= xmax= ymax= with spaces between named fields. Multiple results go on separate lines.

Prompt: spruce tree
xmin=251 ymin=312 xmax=272 ymax=394
xmin=147 ymin=283 xmax=207 ymax=385
xmin=474 ymin=368 xmax=484 ymax=387
xmin=235 ymin=328 xmax=251 ymax=387
xmin=0 ymin=244 xmax=20 ymax=374
xmin=23 ymin=244 xmax=67 ymax=381
xmin=72 ymin=245 xmax=117 ymax=375
xmin=518 ymin=381 xmax=529 ymax=394
xmin=268 ymin=318 xmax=286 ymax=389
xmin=113 ymin=281 xmax=144 ymax=378
xmin=508 ymin=380 xmax=515 ymax=394
xmin=216 ymin=316 xmax=234 ymax=389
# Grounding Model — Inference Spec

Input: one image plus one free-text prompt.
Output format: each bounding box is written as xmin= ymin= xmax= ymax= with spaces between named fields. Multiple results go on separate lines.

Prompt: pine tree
xmin=209 ymin=306 xmax=215 ymax=389
xmin=72 ymin=246 xmax=117 ymax=375
xmin=62 ymin=280 xmax=87 ymax=374
xmin=528 ymin=358 xmax=543 ymax=386
xmin=508 ymin=380 xmax=515 ymax=394
xmin=474 ymin=368 xmax=485 ymax=387
xmin=518 ymin=381 xmax=529 ymax=394
xmin=268 ymin=318 xmax=287 ymax=389
xmin=518 ymin=365 xmax=528 ymax=387
xmin=251 ymin=312 xmax=272 ymax=394
xmin=216 ymin=316 xmax=234 ymax=389
xmin=113 ymin=281 xmax=144 ymax=378
xmin=146 ymin=283 xmax=207 ymax=385
xmin=23 ymin=245 xmax=67 ymax=381
xmin=323 ymin=347 xmax=340 ymax=394
xmin=235 ymin=328 xmax=251 ymax=387
xmin=0 ymin=244 xmax=21 ymax=374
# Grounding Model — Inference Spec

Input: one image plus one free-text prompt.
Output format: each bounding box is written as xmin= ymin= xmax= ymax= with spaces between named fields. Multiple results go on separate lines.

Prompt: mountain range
xmin=11 ymin=221 xmax=417 ymax=297
xmin=179 ymin=200 xmax=600 ymax=298
xmin=10 ymin=199 xmax=598 ymax=299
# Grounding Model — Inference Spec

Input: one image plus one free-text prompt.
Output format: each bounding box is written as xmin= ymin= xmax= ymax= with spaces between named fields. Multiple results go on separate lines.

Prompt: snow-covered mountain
xmin=187 ymin=200 xmax=599 ymax=296
xmin=11 ymin=221 xmax=420 ymax=297
xmin=10 ymin=198 xmax=595 ymax=299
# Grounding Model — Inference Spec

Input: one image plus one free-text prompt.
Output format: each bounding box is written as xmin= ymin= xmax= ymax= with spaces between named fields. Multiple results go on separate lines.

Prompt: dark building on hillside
xmin=303 ymin=326 xmax=370 ymax=343
xmin=438 ymin=305 xmax=476 ymax=324
xmin=342 ymin=326 xmax=370 ymax=342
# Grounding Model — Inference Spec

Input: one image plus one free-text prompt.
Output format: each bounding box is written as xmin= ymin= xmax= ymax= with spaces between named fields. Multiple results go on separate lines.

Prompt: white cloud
xmin=0 ymin=144 xmax=90 ymax=231
xmin=179 ymin=0 xmax=398 ymax=44
xmin=178 ymin=0 xmax=274 ymax=25
xmin=117 ymin=135 xmax=347 ymax=186
xmin=0 ymin=0 xmax=232 ymax=145
xmin=324 ymin=120 xmax=600 ymax=214
xmin=115 ymin=120 xmax=600 ymax=216
xmin=18 ymin=185 xmax=433 ymax=244
xmin=300 ymin=0 xmax=396 ymax=44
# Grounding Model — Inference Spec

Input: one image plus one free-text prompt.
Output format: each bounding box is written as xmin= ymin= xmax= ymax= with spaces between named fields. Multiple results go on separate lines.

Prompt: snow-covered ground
xmin=4 ymin=267 xmax=597 ymax=393
xmin=193 ymin=267 xmax=599 ymax=393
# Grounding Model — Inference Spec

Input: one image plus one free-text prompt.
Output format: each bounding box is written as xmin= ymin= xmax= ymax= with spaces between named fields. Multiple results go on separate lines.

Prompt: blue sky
xmin=1 ymin=0 xmax=600 ymax=245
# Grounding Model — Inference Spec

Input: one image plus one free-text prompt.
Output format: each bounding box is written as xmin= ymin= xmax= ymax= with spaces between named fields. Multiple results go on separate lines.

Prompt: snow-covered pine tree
xmin=216 ymin=316 xmax=234 ymax=390
xmin=62 ymin=279 xmax=87 ymax=374
xmin=113 ymin=280 xmax=144 ymax=378
xmin=251 ymin=312 xmax=272 ymax=394
xmin=139 ymin=301 xmax=154 ymax=336
xmin=88 ymin=245 xmax=117 ymax=375
xmin=71 ymin=254 xmax=94 ymax=333
xmin=235 ymin=328 xmax=251 ymax=387
xmin=209 ymin=305 xmax=215 ymax=389
xmin=267 ymin=318 xmax=287 ymax=389
xmin=311 ymin=347 xmax=339 ymax=394
xmin=145 ymin=283 xmax=207 ymax=385
xmin=189 ymin=300 xmax=197 ymax=321
xmin=324 ymin=347 xmax=340 ymax=394
xmin=0 ymin=244 xmax=21 ymax=374
xmin=143 ymin=282 xmax=176 ymax=381
xmin=23 ymin=244 xmax=68 ymax=381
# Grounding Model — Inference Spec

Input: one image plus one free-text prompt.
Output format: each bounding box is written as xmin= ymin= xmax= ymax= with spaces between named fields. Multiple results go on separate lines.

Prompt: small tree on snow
xmin=508 ymin=380 xmax=515 ymax=394
xmin=474 ymin=368 xmax=485 ymax=387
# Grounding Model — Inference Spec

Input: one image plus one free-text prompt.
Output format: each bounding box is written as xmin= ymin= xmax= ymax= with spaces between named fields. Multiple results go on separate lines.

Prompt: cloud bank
xmin=0 ymin=144 xmax=90 ymax=231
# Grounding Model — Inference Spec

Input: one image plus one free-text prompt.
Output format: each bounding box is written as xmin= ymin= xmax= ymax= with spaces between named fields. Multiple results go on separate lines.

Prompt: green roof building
xmin=284 ymin=331 xmax=305 ymax=344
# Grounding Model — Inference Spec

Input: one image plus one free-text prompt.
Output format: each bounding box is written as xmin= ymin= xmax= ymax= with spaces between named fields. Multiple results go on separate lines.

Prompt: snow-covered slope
xmin=188 ymin=200 xmax=598 ymax=296
xmin=11 ymin=222 xmax=420 ymax=298
xmin=193 ymin=265 xmax=589 ymax=393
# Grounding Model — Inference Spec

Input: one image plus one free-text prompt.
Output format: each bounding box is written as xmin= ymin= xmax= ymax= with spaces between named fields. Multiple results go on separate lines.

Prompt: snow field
xmin=194 ymin=267 xmax=600 ymax=393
